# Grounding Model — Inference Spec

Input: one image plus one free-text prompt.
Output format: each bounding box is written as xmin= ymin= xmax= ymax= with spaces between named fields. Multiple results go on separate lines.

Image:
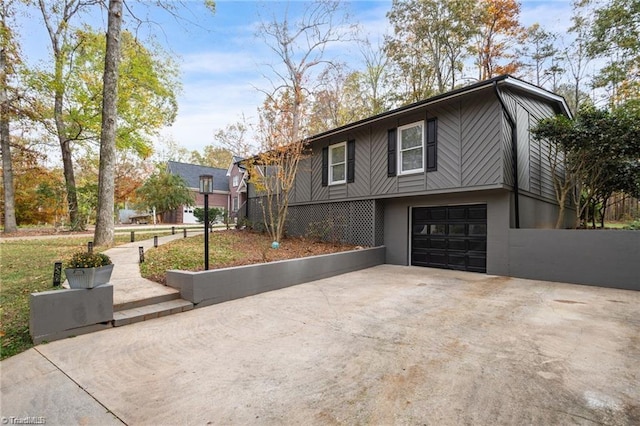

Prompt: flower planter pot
xmin=64 ymin=264 xmax=114 ymax=289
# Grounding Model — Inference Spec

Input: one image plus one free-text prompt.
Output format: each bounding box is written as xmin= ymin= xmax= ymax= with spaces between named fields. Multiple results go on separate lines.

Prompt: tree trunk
xmin=52 ymin=44 xmax=82 ymax=230
xmin=38 ymin=0 xmax=84 ymax=230
xmin=556 ymin=193 xmax=566 ymax=229
xmin=0 ymin=21 xmax=17 ymax=233
xmin=93 ymin=0 xmax=122 ymax=247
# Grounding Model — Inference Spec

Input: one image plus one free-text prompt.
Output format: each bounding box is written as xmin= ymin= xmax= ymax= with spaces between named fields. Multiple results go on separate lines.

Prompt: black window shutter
xmin=321 ymin=146 xmax=328 ymax=187
xmin=347 ymin=139 xmax=355 ymax=183
xmin=387 ymin=129 xmax=397 ymax=177
xmin=426 ymin=118 xmax=437 ymax=171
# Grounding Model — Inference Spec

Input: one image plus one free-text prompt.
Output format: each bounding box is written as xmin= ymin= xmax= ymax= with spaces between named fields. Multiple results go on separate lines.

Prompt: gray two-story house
xmin=244 ymin=75 xmax=573 ymax=276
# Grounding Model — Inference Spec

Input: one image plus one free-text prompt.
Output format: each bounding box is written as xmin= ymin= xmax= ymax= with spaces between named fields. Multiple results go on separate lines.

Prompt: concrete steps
xmin=113 ymin=298 xmax=194 ymax=327
xmin=114 ymin=292 xmax=180 ymax=312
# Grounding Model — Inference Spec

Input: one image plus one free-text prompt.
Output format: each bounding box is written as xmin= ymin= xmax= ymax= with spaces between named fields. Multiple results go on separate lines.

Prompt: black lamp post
xmin=199 ymin=174 xmax=213 ymax=270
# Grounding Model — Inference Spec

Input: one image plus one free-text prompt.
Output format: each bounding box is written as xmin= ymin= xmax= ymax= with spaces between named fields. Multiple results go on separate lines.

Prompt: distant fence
xmin=508 ymin=229 xmax=640 ymax=291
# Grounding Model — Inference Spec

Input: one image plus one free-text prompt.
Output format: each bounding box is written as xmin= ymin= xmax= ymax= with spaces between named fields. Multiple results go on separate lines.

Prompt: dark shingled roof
xmin=166 ymin=161 xmax=229 ymax=192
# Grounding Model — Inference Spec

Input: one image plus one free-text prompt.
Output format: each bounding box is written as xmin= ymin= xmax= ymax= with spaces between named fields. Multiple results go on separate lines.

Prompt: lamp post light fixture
xmin=199 ymin=174 xmax=213 ymax=270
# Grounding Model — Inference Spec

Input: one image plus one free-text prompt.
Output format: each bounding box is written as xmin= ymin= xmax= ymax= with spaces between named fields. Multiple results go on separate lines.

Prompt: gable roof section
xmin=226 ymin=155 xmax=247 ymax=176
xmin=307 ymin=75 xmax=572 ymax=143
xmin=166 ymin=161 xmax=229 ymax=192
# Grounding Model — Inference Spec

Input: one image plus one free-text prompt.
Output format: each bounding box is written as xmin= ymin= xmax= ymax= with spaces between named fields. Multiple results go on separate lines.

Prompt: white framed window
xmin=232 ymin=175 xmax=240 ymax=187
xmin=232 ymin=196 xmax=239 ymax=212
xmin=398 ymin=121 xmax=424 ymax=174
xmin=329 ymin=142 xmax=347 ymax=185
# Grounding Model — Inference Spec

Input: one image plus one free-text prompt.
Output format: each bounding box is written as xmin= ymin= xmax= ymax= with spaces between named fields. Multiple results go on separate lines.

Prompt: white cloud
xmin=181 ymin=52 xmax=257 ymax=74
xmin=520 ymin=1 xmax=574 ymax=34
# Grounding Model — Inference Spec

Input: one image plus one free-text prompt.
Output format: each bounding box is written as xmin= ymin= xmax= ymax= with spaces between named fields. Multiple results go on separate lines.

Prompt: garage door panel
xmin=448 ymin=254 xmax=467 ymax=268
xmin=448 ymin=238 xmax=466 ymax=251
xmin=448 ymin=207 xmax=467 ymax=220
xmin=412 ymin=237 xmax=429 ymax=249
xmin=427 ymin=252 xmax=447 ymax=267
xmin=468 ymin=239 xmax=487 ymax=252
xmin=411 ymin=204 xmax=487 ymax=273
xmin=467 ymin=255 xmax=487 ymax=272
xmin=413 ymin=225 xmax=429 ymax=235
xmin=469 ymin=224 xmax=487 ymax=236
xmin=449 ymin=224 xmax=466 ymax=236
xmin=430 ymin=238 xmax=447 ymax=249
xmin=428 ymin=208 xmax=447 ymax=221
xmin=468 ymin=206 xmax=487 ymax=220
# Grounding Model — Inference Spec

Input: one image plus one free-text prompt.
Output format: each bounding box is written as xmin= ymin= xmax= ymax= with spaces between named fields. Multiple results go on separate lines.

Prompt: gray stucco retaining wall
xmin=166 ymin=246 xmax=386 ymax=306
xmin=30 ymin=284 xmax=114 ymax=344
xmin=508 ymin=229 xmax=639 ymax=290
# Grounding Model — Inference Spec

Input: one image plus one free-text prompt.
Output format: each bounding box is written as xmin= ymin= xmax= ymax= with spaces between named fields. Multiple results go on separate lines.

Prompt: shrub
xmin=623 ymin=220 xmax=640 ymax=230
xmin=65 ymin=251 xmax=112 ymax=268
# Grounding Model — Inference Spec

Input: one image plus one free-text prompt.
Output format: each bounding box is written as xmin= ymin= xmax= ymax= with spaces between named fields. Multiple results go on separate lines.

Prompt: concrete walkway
xmin=2 ymin=266 xmax=639 ymax=425
xmin=105 ymin=231 xmax=202 ymax=308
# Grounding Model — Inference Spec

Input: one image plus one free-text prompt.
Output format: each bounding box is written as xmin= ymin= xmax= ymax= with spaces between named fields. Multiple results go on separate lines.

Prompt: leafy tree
xmin=588 ymin=0 xmax=640 ymax=105
xmin=564 ymin=0 xmax=593 ymax=112
xmin=113 ymin=152 xmax=150 ymax=208
xmin=94 ymin=0 xmax=123 ymax=247
xmin=385 ymin=0 xmax=476 ymax=101
xmin=518 ymin=23 xmax=558 ymax=87
xmin=532 ymin=105 xmax=640 ymax=228
xmin=193 ymin=206 xmax=226 ymax=227
xmin=589 ymin=0 xmax=640 ymax=109
xmin=307 ymin=65 xmax=353 ymax=134
xmin=352 ymin=39 xmax=393 ymax=116
xmin=189 ymin=146 xmax=233 ymax=168
xmin=253 ymin=0 xmax=354 ymax=242
xmin=473 ymin=0 xmax=525 ymax=80
xmin=135 ymin=167 xmax=194 ymax=223
xmin=1 ymin=0 xmax=22 ymax=233
xmin=308 ymin=41 xmax=392 ymax=134
xmin=554 ymin=83 xmax=593 ymax=116
xmin=34 ymin=0 xmax=102 ymax=230
xmin=252 ymin=91 xmax=309 ymax=243
xmin=30 ymin=1 xmax=181 ymax=230
xmin=152 ymin=135 xmax=192 ymax=163
xmin=212 ymin=115 xmax=255 ymax=158
xmin=0 ymin=144 xmax=66 ymax=226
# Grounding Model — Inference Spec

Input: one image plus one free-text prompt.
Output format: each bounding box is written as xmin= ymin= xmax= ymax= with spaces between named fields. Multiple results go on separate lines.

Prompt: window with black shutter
xmin=387 ymin=128 xmax=397 ymax=177
xmin=322 ymin=140 xmax=355 ymax=186
xmin=426 ymin=118 xmax=437 ymax=171
xmin=321 ymin=147 xmax=328 ymax=187
xmin=347 ymin=139 xmax=355 ymax=183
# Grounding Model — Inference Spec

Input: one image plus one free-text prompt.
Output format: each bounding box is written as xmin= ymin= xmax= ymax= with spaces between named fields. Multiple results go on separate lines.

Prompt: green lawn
xmin=0 ymin=232 xmax=172 ymax=359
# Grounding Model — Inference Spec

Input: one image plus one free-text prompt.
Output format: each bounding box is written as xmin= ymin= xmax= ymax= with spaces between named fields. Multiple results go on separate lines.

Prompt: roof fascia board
xmin=500 ymin=77 xmax=573 ymax=119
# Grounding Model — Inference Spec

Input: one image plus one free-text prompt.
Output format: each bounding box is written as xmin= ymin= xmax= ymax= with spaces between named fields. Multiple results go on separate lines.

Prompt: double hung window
xmin=387 ymin=117 xmax=437 ymax=177
xmin=329 ymin=142 xmax=347 ymax=185
xmin=398 ymin=121 xmax=424 ymax=175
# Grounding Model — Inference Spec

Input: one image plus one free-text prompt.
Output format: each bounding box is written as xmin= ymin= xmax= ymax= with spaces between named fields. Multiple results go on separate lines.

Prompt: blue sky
xmin=20 ymin=1 xmax=576 ymax=154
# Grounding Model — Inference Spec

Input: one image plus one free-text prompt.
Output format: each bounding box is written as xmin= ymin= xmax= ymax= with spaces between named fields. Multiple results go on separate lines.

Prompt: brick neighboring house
xmin=226 ymin=156 xmax=248 ymax=221
xmin=164 ymin=161 xmax=231 ymax=224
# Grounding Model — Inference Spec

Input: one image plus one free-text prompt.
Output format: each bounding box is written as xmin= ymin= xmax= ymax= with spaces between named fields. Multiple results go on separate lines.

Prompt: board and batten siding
xmin=460 ymin=93 xmax=503 ymax=188
xmin=290 ymin=91 xmax=506 ymax=205
xmin=349 ymin=128 xmax=372 ymax=198
xmin=427 ymin=103 xmax=462 ymax=190
xmin=501 ymin=88 xmax=559 ymax=203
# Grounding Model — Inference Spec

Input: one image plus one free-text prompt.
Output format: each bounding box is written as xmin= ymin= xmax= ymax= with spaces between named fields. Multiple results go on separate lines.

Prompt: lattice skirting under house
xmin=244 ymin=198 xmax=384 ymax=247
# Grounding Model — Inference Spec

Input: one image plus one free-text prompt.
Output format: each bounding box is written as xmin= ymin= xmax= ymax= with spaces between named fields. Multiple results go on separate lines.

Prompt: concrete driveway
xmin=2 ymin=265 xmax=639 ymax=425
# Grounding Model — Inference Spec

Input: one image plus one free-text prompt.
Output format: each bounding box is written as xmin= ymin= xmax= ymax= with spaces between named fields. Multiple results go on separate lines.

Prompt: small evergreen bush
xmin=65 ymin=251 xmax=112 ymax=268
